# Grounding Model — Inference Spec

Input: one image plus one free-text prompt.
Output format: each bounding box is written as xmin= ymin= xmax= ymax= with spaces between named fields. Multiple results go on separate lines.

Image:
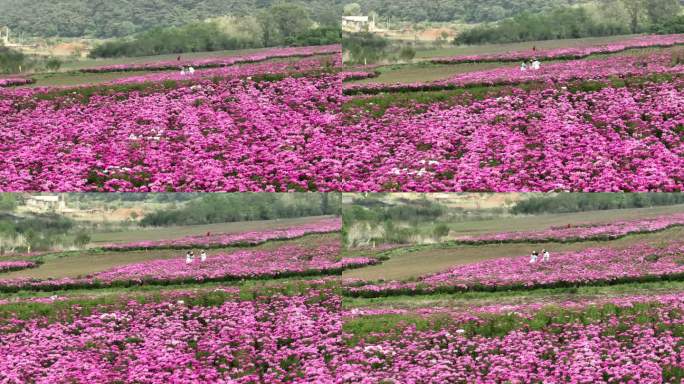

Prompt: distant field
xmin=351 ymin=62 xmax=509 ymax=84
xmin=414 ymin=34 xmax=643 ymax=59
xmin=347 ymin=36 xmax=679 ymax=86
xmin=442 ymin=204 xmax=684 ymax=237
xmin=2 ymin=233 xmax=338 ymax=280
xmin=89 ymin=215 xmax=335 ymax=245
xmin=23 ymin=49 xmax=314 ymax=87
xmin=342 ymin=205 xmax=684 ymax=281
xmin=59 ymin=47 xmax=272 ymax=71
xmin=343 ymin=226 xmax=684 ymax=281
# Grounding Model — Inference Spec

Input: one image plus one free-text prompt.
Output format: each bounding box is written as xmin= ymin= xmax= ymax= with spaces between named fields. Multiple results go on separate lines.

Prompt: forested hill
xmin=351 ymin=0 xmax=589 ymax=23
xmin=0 ymin=0 xmax=346 ymax=38
xmin=0 ymin=0 xmax=597 ymax=38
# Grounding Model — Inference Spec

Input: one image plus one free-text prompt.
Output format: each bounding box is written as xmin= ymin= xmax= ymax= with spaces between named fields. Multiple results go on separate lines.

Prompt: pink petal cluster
xmin=1 ymin=291 xmax=683 ymax=382
xmin=102 ymin=217 xmax=341 ymax=251
xmin=105 ymin=55 xmax=341 ymax=86
xmin=0 ymin=77 xmax=34 ymax=87
xmin=94 ymin=244 xmax=374 ymax=283
xmin=346 ymin=241 xmax=684 ymax=296
xmin=345 ymin=53 xmax=683 ymax=94
xmin=0 ymin=241 xmax=375 ymax=292
xmin=0 ymin=292 xmax=346 ymax=383
xmin=338 ymin=70 xmax=379 ymax=82
xmin=80 ymin=44 xmax=341 ymax=73
xmin=0 ymin=74 xmax=343 ymax=191
xmin=453 ymin=212 xmax=684 ymax=244
xmin=431 ymin=33 xmax=684 ymax=64
xmin=338 ymin=81 xmax=684 ymax=191
xmin=4 ymin=55 xmax=684 ymax=191
xmin=0 ymin=260 xmax=37 ymax=273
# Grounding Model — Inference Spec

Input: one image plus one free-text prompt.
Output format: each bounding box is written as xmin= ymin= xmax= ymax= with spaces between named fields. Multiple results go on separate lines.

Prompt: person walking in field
xmin=188 ymin=66 xmax=195 ymax=75
xmin=200 ymin=250 xmax=207 ymax=263
xmin=520 ymin=62 xmax=528 ymax=72
xmin=185 ymin=251 xmax=194 ymax=265
xmin=530 ymin=251 xmax=539 ymax=264
xmin=532 ymin=59 xmax=541 ymax=70
xmin=542 ymin=249 xmax=550 ymax=262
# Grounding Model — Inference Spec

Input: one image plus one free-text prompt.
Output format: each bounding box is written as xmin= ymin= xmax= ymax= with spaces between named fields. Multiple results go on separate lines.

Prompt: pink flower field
xmin=430 ymin=33 xmax=684 ymax=64
xmin=0 ymin=261 xmax=37 ymax=273
xmin=104 ymin=55 xmax=340 ymax=86
xmin=451 ymin=212 xmax=684 ymax=244
xmin=0 ymin=240 xmax=375 ymax=292
xmin=339 ymin=79 xmax=684 ymax=192
xmin=78 ymin=44 xmax=341 ymax=73
xmin=0 ymin=73 xmax=343 ymax=191
xmin=345 ymin=241 xmax=684 ymax=297
xmin=3 ymin=70 xmax=684 ymax=191
xmin=345 ymin=53 xmax=684 ymax=95
xmin=0 ymin=77 xmax=34 ymax=87
xmin=94 ymin=243 xmax=374 ymax=283
xmin=101 ymin=217 xmax=341 ymax=251
xmin=0 ymin=291 xmax=682 ymax=383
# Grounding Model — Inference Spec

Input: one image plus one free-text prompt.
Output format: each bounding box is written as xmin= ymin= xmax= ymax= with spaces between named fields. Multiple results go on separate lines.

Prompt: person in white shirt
xmin=188 ymin=66 xmax=195 ymax=75
xmin=530 ymin=251 xmax=538 ymax=264
xmin=542 ymin=249 xmax=550 ymax=262
xmin=520 ymin=62 xmax=528 ymax=72
xmin=185 ymin=251 xmax=194 ymax=265
xmin=200 ymin=250 xmax=207 ymax=262
xmin=532 ymin=60 xmax=541 ymax=70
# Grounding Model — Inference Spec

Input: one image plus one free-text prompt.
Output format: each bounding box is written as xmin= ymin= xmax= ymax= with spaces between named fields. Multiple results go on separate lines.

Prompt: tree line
xmin=140 ymin=194 xmax=341 ymax=227
xmin=90 ymin=3 xmax=341 ymax=58
xmin=0 ymin=0 xmax=345 ymax=38
xmin=0 ymin=213 xmax=90 ymax=254
xmin=511 ymin=193 xmax=684 ymax=215
xmin=456 ymin=0 xmax=683 ymax=45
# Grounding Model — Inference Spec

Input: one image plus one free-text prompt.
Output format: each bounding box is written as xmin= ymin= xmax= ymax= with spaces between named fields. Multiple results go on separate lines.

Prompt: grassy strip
xmin=427 ymin=42 xmax=684 ymax=65
xmin=0 ymin=289 xmax=240 ymax=323
xmin=99 ymin=230 xmax=341 ymax=252
xmin=343 ymin=280 xmax=684 ymax=310
xmin=435 ymin=224 xmax=684 ymax=247
xmin=343 ymin=271 xmax=684 ymax=298
xmin=342 ymin=72 xmax=681 ymax=118
xmin=78 ymin=53 xmax=338 ymax=73
xmin=0 ymin=259 xmax=375 ymax=294
xmin=343 ymin=300 xmax=684 ymax=345
xmin=16 ymin=67 xmax=339 ymax=105
xmin=343 ymin=70 xmax=681 ymax=96
xmin=0 ymin=279 xmax=342 ymax=323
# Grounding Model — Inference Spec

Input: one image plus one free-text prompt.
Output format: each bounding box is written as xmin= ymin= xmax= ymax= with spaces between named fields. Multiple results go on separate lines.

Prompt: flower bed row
xmin=0 ymin=261 xmax=38 ymax=273
xmin=101 ymin=217 xmax=341 ymax=251
xmin=0 ymin=77 xmax=35 ymax=87
xmin=0 ymin=241 xmax=376 ymax=293
xmin=430 ymin=33 xmax=684 ymax=64
xmin=105 ymin=55 xmax=341 ymax=86
xmin=79 ymin=44 xmax=341 ymax=73
xmin=0 ymin=73 xmax=343 ymax=191
xmin=4 ymin=62 xmax=684 ymax=191
xmin=339 ymin=70 xmax=380 ymax=82
xmin=344 ymin=241 xmax=684 ymax=297
xmin=0 ymin=290 xmax=682 ymax=382
xmin=337 ymin=78 xmax=684 ymax=192
xmin=345 ymin=53 xmax=683 ymax=95
xmin=450 ymin=212 xmax=684 ymax=244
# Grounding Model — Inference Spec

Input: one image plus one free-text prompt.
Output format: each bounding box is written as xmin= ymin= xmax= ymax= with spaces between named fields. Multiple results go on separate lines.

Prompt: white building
xmin=342 ymin=15 xmax=377 ymax=33
xmin=24 ymin=195 xmax=67 ymax=212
